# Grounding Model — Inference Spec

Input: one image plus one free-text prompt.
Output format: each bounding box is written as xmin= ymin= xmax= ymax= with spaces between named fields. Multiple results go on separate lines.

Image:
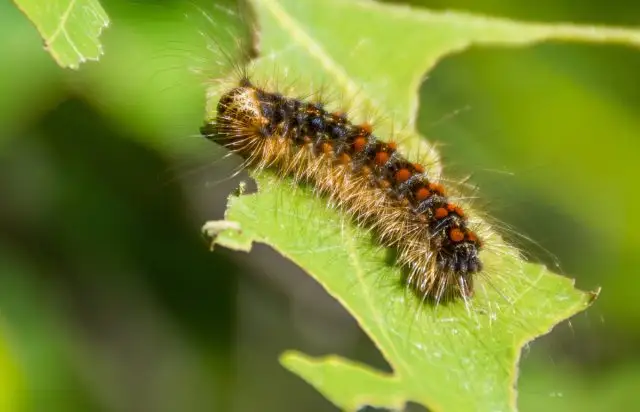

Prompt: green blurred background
xmin=1 ymin=0 xmax=639 ymax=411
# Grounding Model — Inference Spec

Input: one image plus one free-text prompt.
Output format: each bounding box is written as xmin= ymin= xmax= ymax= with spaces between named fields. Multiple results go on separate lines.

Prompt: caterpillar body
xmin=201 ymin=76 xmax=484 ymax=302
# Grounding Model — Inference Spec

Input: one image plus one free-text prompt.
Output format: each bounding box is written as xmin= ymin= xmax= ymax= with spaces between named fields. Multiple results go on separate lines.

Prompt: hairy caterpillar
xmin=201 ymin=69 xmax=487 ymax=303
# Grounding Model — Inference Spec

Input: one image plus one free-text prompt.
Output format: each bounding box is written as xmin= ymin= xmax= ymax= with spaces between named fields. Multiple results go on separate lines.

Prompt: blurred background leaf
xmin=1 ymin=0 xmax=639 ymax=411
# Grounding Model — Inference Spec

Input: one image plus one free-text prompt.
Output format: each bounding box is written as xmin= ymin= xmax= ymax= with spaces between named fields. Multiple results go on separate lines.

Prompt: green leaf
xmin=204 ymin=0 xmax=636 ymax=410
xmin=213 ymin=174 xmax=597 ymax=412
xmin=12 ymin=0 xmax=109 ymax=69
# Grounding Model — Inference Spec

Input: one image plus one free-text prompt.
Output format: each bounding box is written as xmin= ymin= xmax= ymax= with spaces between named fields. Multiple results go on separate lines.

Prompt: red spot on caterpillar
xmin=395 ymin=168 xmax=411 ymax=183
xmin=412 ymin=163 xmax=424 ymax=173
xmin=359 ymin=123 xmax=373 ymax=135
xmin=387 ymin=141 xmax=397 ymax=151
xmin=429 ymin=182 xmax=446 ymax=195
xmin=354 ymin=137 xmax=367 ymax=152
xmin=466 ymin=232 xmax=478 ymax=242
xmin=455 ymin=207 xmax=465 ymax=217
xmin=449 ymin=228 xmax=465 ymax=243
xmin=415 ymin=187 xmax=430 ymax=201
xmin=375 ymin=151 xmax=389 ymax=165
xmin=435 ymin=207 xmax=448 ymax=219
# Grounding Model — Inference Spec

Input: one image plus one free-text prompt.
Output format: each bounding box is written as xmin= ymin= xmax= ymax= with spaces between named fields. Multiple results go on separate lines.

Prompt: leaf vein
xmin=46 ymin=0 xmax=78 ymax=47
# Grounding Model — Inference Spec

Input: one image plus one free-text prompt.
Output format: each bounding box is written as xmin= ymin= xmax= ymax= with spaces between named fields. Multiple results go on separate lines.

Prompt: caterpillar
xmin=200 ymin=74 xmax=484 ymax=303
